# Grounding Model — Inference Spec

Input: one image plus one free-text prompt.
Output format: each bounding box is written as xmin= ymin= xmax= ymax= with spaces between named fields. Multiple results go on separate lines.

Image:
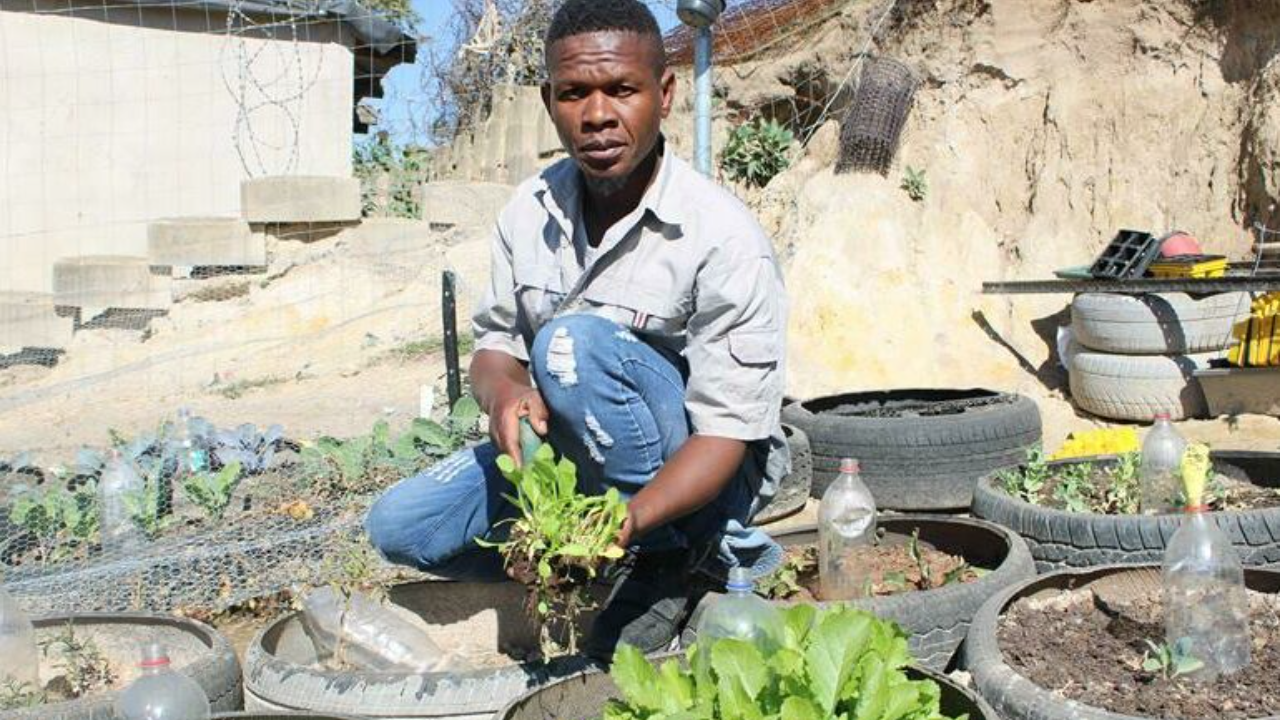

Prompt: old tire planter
xmin=1071 ymin=291 xmax=1250 ymax=355
xmin=754 ymin=424 xmax=812 ymax=524
xmin=964 ymin=564 xmax=1280 ymax=720
xmin=973 ymin=450 xmax=1280 ymax=572
xmin=1 ymin=612 xmax=241 ymax=720
xmin=782 ymin=389 xmax=1041 ymax=510
xmin=498 ymin=660 xmax=997 ymax=720
xmin=244 ymin=580 xmax=597 ymax=720
xmin=1068 ymin=348 xmax=1214 ymax=421
xmin=214 ymin=715 xmax=360 ymax=719
xmin=685 ymin=515 xmax=1035 ymax=671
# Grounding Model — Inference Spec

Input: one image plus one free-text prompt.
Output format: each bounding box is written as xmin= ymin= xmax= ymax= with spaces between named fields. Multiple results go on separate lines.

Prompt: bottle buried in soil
xmin=1162 ymin=508 xmax=1251 ymax=682
xmin=301 ymin=586 xmax=465 ymax=673
xmin=696 ymin=567 xmax=784 ymax=653
xmin=818 ymin=458 xmax=877 ymax=600
xmin=98 ymin=448 xmax=145 ymax=554
xmin=0 ymin=586 xmax=38 ymax=687
xmin=1140 ymin=415 xmax=1186 ymax=514
xmin=115 ymin=643 xmax=211 ymax=720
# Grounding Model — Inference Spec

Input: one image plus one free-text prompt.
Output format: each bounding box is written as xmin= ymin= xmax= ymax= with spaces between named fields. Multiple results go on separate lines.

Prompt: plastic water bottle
xmin=1140 ymin=414 xmax=1186 ymax=514
xmin=173 ymin=408 xmax=208 ymax=475
xmin=114 ymin=643 xmax=211 ymax=720
xmin=818 ymin=458 xmax=877 ymax=600
xmin=0 ymin=586 xmax=38 ymax=687
xmin=695 ymin=567 xmax=784 ymax=654
xmin=99 ymin=449 xmax=145 ymax=554
xmin=1163 ymin=509 xmax=1251 ymax=681
xmin=301 ymin=586 xmax=456 ymax=672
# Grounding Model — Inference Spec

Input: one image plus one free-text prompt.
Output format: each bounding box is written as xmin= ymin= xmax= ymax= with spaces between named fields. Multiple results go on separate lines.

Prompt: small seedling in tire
xmin=0 ymin=680 xmax=45 ymax=710
xmin=40 ymin=623 xmax=116 ymax=699
xmin=1000 ymin=447 xmax=1050 ymax=504
xmin=1141 ymin=638 xmax=1204 ymax=680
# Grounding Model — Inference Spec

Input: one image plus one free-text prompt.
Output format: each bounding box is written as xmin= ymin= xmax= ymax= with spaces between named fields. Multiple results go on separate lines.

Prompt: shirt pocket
xmin=514 ymin=265 xmax=564 ymax=331
xmin=580 ymin=283 xmax=690 ymax=336
xmin=728 ymin=329 xmax=781 ymax=366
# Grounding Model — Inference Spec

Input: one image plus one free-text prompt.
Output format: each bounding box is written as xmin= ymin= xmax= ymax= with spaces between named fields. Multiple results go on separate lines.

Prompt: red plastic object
xmin=1160 ymin=231 xmax=1202 ymax=257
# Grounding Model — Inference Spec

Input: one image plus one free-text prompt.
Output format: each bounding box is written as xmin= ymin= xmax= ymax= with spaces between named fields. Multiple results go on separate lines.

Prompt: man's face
xmin=543 ymin=31 xmax=675 ymax=196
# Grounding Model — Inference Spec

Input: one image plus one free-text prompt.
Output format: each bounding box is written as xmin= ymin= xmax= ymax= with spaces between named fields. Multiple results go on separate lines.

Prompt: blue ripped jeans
xmin=364 ymin=314 xmax=758 ymax=580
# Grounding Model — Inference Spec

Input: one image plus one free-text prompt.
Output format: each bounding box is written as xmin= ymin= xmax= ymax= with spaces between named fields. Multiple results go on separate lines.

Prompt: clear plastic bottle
xmin=114 ymin=643 xmax=211 ymax=720
xmin=98 ymin=449 xmax=145 ymax=554
xmin=818 ymin=458 xmax=877 ymax=600
xmin=1140 ymin=414 xmax=1186 ymax=514
xmin=301 ymin=586 xmax=456 ymax=672
xmin=0 ymin=586 xmax=39 ymax=687
xmin=1163 ymin=508 xmax=1251 ymax=682
xmin=173 ymin=408 xmax=208 ymax=476
xmin=695 ymin=567 xmax=785 ymax=654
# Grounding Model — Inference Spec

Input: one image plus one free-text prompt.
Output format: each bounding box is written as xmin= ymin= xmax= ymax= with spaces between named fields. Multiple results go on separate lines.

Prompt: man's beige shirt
xmin=472 ymin=147 xmax=790 ymax=494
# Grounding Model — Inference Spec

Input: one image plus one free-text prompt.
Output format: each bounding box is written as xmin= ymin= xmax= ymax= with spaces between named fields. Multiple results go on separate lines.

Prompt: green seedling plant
xmin=721 ymin=117 xmax=794 ymax=188
xmin=1051 ymin=462 xmax=1094 ymax=514
xmin=40 ymin=623 xmax=116 ymax=699
xmin=479 ymin=442 xmax=627 ymax=659
xmin=757 ymin=547 xmax=817 ymax=599
xmin=182 ymin=462 xmax=244 ymax=520
xmin=1100 ymin=451 xmax=1141 ymax=514
xmin=124 ymin=480 xmax=175 ymax=540
xmin=902 ymin=166 xmax=928 ymax=201
xmin=0 ymin=680 xmax=45 ymax=710
xmin=605 ymin=604 xmax=965 ymax=720
xmin=8 ymin=485 xmax=98 ymax=563
xmin=999 ymin=446 xmax=1050 ymax=503
xmin=1142 ymin=638 xmax=1204 ymax=680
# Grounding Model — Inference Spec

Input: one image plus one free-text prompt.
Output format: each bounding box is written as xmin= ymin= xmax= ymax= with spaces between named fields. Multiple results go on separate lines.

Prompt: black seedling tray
xmin=1150 ymin=254 xmax=1227 ymax=265
xmin=1089 ymin=229 xmax=1162 ymax=280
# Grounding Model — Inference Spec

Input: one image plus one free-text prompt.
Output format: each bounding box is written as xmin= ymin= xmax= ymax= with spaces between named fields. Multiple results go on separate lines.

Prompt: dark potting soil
xmin=1030 ymin=467 xmax=1280 ymax=514
xmin=998 ymin=587 xmax=1280 ymax=719
xmin=759 ymin=535 xmax=980 ymax=602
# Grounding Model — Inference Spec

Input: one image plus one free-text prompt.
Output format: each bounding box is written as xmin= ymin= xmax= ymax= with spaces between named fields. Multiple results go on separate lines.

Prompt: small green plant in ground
xmin=1141 ymin=638 xmax=1204 ymax=680
xmin=125 ymin=479 xmax=175 ymax=540
xmin=756 ymin=547 xmax=817 ymax=600
xmin=902 ymin=165 xmax=928 ymax=201
xmin=214 ymin=376 xmax=287 ymax=400
xmin=182 ymin=462 xmax=244 ymax=520
xmin=605 ymin=604 xmax=964 ymax=720
xmin=1051 ymin=461 xmax=1094 ymax=514
xmin=999 ymin=446 xmax=1051 ymax=503
xmin=8 ymin=485 xmax=98 ymax=562
xmin=322 ymin=531 xmax=393 ymax=602
xmin=40 ymin=623 xmax=116 ymax=699
xmin=721 ymin=117 xmax=794 ymax=188
xmin=382 ymin=334 xmax=476 ymax=363
xmin=479 ymin=442 xmax=627 ymax=659
xmin=0 ymin=680 xmax=45 ymax=710
xmin=1000 ymin=448 xmax=1145 ymax=515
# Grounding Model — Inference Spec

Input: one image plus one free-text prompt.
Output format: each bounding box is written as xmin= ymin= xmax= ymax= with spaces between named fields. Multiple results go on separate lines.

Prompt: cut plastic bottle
xmin=114 ymin=643 xmax=211 ymax=720
xmin=174 ymin=408 xmax=208 ymax=476
xmin=1140 ymin=414 xmax=1186 ymax=514
xmin=98 ymin=448 xmax=145 ymax=554
xmin=301 ymin=586 xmax=460 ymax=672
xmin=695 ymin=567 xmax=784 ymax=654
xmin=1163 ymin=509 xmax=1251 ymax=682
xmin=0 ymin=586 xmax=39 ymax=688
xmin=818 ymin=457 xmax=877 ymax=600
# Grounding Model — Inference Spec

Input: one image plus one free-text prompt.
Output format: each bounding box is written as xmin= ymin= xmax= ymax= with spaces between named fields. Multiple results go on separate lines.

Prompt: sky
xmin=371 ymin=1 xmax=682 ymax=147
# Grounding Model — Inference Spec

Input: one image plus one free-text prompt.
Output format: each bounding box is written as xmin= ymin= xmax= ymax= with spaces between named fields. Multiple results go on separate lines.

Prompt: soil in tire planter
xmin=757 ymin=531 xmax=983 ymax=602
xmin=997 ymin=586 xmax=1280 ymax=720
xmin=1002 ymin=462 xmax=1280 ymax=515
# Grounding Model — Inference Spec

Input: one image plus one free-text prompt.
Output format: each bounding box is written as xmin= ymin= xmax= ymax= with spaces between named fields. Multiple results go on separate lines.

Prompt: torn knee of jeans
xmin=545 ymin=326 xmax=578 ymax=386
xmin=584 ymin=411 xmax=615 ymax=449
xmin=583 ymin=432 xmax=605 ymax=464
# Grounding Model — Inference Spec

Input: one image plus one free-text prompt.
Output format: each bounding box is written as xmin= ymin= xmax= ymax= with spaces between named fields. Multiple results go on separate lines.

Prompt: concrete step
xmin=416 ymin=181 xmax=514 ymax=229
xmin=148 ymin=217 xmax=267 ymax=268
xmin=241 ymin=176 xmax=362 ymax=224
xmin=0 ymin=292 xmax=73 ymax=354
xmin=52 ymin=256 xmax=172 ymax=314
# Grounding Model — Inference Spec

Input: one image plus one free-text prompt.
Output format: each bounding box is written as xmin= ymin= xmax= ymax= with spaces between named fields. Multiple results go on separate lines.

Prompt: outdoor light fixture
xmin=677 ymin=0 xmax=725 ymax=28
xmin=677 ymin=0 xmax=725 ymax=176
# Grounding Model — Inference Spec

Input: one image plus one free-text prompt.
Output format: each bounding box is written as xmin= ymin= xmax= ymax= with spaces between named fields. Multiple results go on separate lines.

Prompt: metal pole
xmin=442 ymin=270 xmax=462 ymax=408
xmin=694 ymin=26 xmax=714 ymax=177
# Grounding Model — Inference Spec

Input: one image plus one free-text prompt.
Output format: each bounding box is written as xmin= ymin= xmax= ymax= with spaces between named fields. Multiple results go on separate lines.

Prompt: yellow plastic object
xmin=1228 ymin=291 xmax=1280 ymax=367
xmin=1148 ymin=257 xmax=1228 ymax=279
xmin=1049 ymin=427 xmax=1140 ymax=460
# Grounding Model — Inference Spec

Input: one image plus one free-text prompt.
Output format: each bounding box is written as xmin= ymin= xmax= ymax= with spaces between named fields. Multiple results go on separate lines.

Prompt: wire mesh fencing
xmin=835 ymin=56 xmax=919 ymax=175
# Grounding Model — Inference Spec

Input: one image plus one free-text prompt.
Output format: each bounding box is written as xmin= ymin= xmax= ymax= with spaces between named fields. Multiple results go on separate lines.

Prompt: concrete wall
xmin=430 ymin=85 xmax=566 ymax=184
xmin=0 ymin=6 xmax=354 ymax=292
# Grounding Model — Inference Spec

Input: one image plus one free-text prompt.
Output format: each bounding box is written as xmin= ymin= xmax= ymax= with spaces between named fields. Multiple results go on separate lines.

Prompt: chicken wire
xmin=835 ymin=56 xmax=919 ymax=175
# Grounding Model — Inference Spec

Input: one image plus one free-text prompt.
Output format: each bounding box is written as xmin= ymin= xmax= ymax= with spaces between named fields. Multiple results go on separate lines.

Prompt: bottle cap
xmin=840 ymin=458 xmax=860 ymax=474
xmin=139 ymin=643 xmax=171 ymax=669
xmin=1153 ymin=413 xmax=1171 ymax=421
xmin=726 ymin=566 xmax=753 ymax=592
xmin=1183 ymin=504 xmax=1210 ymax=514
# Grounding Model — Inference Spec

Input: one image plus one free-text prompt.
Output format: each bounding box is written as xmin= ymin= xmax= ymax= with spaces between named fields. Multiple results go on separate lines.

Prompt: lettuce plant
xmin=606 ymin=605 xmax=965 ymax=720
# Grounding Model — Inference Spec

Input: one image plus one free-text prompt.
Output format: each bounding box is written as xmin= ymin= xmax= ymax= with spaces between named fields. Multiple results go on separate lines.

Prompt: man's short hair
xmin=545 ymin=0 xmax=667 ymax=74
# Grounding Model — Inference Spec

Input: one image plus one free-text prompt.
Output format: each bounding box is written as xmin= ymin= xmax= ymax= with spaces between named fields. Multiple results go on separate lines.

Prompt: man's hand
xmin=489 ymin=383 xmax=549 ymax=466
xmin=615 ymin=435 xmax=746 ymax=547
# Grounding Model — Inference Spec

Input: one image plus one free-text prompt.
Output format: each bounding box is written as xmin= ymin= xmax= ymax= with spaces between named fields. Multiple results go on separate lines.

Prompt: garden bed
xmin=973 ymin=450 xmax=1280 ymax=571
xmin=686 ymin=515 xmax=1035 ymax=670
xmin=966 ymin=565 xmax=1280 ymax=720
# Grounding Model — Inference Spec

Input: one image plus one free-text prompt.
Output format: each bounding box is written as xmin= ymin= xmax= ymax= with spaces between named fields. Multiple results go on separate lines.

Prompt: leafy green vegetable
xmin=721 ymin=117 xmax=794 ymax=188
xmin=478 ymin=442 xmax=627 ymax=658
xmin=1142 ymin=638 xmax=1204 ymax=680
xmin=8 ymin=485 xmax=98 ymax=562
xmin=182 ymin=462 xmax=244 ymax=520
xmin=605 ymin=605 xmax=965 ymax=720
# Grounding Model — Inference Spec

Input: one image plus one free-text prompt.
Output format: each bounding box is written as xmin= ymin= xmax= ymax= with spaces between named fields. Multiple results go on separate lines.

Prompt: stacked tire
xmin=1067 ymin=292 xmax=1250 ymax=421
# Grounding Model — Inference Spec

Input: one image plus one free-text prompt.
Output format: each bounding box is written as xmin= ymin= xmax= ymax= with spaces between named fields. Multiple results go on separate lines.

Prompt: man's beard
xmin=581 ymin=171 xmax=630 ymax=198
